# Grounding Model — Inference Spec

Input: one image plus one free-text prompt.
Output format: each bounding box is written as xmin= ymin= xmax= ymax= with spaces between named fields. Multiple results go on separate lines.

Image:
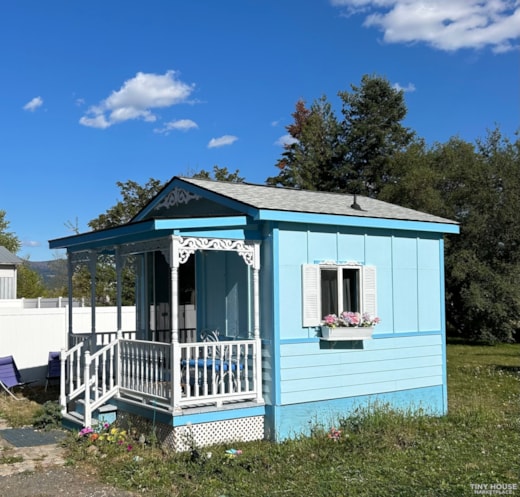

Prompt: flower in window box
xmin=322 ymin=311 xmax=380 ymax=328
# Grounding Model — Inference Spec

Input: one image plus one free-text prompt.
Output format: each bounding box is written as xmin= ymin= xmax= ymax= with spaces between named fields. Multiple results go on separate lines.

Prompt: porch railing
xmin=69 ymin=328 xmax=196 ymax=347
xmin=61 ymin=335 xmax=260 ymax=427
xmin=177 ymin=339 xmax=259 ymax=407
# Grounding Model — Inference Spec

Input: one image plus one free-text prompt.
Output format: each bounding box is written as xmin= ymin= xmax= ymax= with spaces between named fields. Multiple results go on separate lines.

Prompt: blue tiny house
xmin=50 ymin=177 xmax=459 ymax=447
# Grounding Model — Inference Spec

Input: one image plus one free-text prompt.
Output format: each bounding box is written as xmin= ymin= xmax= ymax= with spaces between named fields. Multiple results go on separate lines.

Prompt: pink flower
xmin=344 ymin=312 xmax=360 ymax=325
xmin=323 ymin=314 xmax=337 ymax=326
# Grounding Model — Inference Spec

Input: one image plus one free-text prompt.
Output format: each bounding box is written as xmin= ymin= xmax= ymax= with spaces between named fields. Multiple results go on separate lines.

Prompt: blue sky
xmin=1 ymin=0 xmax=518 ymax=262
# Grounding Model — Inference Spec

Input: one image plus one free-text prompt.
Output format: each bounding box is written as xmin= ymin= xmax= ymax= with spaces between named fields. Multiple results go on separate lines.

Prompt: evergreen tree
xmin=267 ymin=96 xmax=343 ymax=191
xmin=339 ymin=74 xmax=414 ymax=197
xmin=17 ymin=261 xmax=47 ymax=298
xmin=192 ymin=165 xmax=244 ymax=182
xmin=0 ymin=210 xmax=21 ymax=253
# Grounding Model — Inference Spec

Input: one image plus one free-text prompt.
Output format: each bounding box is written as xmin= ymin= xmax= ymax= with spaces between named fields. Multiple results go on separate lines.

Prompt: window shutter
xmin=302 ymin=264 xmax=321 ymax=327
xmin=362 ymin=265 xmax=377 ymax=317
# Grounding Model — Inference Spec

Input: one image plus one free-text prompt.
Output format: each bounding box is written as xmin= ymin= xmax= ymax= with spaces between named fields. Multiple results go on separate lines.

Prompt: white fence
xmin=0 ymin=304 xmax=136 ymax=384
xmin=0 ymin=297 xmax=86 ymax=309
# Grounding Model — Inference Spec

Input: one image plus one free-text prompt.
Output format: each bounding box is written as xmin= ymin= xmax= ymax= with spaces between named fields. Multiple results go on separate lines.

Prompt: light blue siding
xmin=270 ymin=385 xmax=445 ymax=441
xmin=418 ymin=237 xmax=441 ymax=331
xmin=276 ymin=224 xmax=444 ymax=337
xmin=278 ymin=334 xmax=443 ymax=404
xmin=265 ymin=222 xmax=447 ymax=439
xmin=337 ymin=230 xmax=366 ymax=262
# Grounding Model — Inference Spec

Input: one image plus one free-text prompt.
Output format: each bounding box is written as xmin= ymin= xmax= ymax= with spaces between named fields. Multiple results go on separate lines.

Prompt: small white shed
xmin=0 ymin=246 xmax=23 ymax=299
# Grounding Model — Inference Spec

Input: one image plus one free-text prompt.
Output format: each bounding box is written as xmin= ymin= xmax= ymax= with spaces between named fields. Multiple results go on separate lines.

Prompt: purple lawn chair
xmin=0 ymin=355 xmax=35 ymax=399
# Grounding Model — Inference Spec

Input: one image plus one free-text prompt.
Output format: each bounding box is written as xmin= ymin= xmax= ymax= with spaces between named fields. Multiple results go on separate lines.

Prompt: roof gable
xmin=134 ymin=176 xmax=458 ymax=227
xmin=133 ymin=180 xmax=250 ymax=222
xmin=0 ymin=246 xmax=23 ymax=265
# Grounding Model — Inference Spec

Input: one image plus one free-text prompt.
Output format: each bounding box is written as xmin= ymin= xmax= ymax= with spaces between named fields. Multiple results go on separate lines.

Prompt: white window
xmin=302 ymin=264 xmax=377 ymax=327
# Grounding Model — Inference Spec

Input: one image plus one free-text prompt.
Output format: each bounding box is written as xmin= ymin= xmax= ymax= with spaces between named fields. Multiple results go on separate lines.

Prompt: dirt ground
xmin=1 ymin=466 xmax=139 ymax=497
xmin=0 ymin=420 xmax=139 ymax=497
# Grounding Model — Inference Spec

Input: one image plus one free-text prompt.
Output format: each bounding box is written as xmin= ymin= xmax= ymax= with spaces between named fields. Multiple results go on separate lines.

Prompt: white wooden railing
xmin=177 ymin=339 xmax=259 ymax=407
xmin=61 ymin=335 xmax=260 ymax=427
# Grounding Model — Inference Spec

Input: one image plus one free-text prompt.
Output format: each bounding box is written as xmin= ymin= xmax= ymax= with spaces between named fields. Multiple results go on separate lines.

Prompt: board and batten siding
xmin=278 ymin=334 xmax=443 ymax=404
xmin=0 ymin=267 xmax=17 ymax=299
xmin=276 ymin=224 xmax=444 ymax=338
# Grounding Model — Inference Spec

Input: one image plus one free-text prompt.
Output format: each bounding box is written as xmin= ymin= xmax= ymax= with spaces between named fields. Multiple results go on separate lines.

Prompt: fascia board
xmin=179 ymin=182 xmax=259 ymax=216
xmin=153 ymin=216 xmax=249 ymax=230
xmin=254 ymin=210 xmax=460 ymax=234
xmin=49 ymin=220 xmax=161 ymax=250
xmin=49 ymin=216 xmax=251 ymax=251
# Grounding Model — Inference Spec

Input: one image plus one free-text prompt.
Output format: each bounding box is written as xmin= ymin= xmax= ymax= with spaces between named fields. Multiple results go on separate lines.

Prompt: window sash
xmin=302 ymin=264 xmax=377 ymax=327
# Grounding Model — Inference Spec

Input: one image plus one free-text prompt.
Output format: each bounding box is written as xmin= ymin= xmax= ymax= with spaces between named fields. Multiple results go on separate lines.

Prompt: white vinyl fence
xmin=0 ymin=303 xmax=136 ymax=384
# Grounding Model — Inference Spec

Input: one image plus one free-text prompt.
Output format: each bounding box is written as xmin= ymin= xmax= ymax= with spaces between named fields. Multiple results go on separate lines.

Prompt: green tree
xmin=339 ymin=74 xmax=414 ymax=197
xmin=0 ymin=210 xmax=21 ymax=253
xmin=88 ymin=178 xmax=165 ymax=231
xmin=380 ymin=130 xmax=520 ymax=343
xmin=445 ymin=129 xmax=520 ymax=343
xmin=17 ymin=261 xmax=47 ymax=298
xmin=267 ymin=97 xmax=343 ymax=191
xmin=192 ymin=165 xmax=245 ymax=183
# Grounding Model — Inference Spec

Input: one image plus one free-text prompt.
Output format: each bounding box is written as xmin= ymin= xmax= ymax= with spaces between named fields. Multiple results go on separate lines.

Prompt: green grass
xmin=2 ymin=345 xmax=519 ymax=496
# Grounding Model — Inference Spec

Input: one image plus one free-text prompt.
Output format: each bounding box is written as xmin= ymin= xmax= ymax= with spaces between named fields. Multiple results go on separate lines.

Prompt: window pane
xmin=321 ymin=269 xmax=338 ymax=316
xmin=342 ymin=268 xmax=359 ymax=312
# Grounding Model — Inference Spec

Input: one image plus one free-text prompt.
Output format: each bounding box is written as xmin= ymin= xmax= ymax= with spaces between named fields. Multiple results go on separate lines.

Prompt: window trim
xmin=302 ymin=263 xmax=377 ymax=327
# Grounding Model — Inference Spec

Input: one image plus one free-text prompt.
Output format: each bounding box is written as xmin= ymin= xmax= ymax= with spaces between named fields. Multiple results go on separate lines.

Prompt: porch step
xmin=70 ymin=400 xmax=119 ymax=426
xmin=61 ymin=411 xmax=85 ymax=431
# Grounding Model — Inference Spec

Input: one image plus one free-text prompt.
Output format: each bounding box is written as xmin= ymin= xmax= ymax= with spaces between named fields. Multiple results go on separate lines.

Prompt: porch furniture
xmin=181 ymin=357 xmax=244 ymax=395
xmin=45 ymin=351 xmax=61 ymax=391
xmin=0 ymin=355 xmax=35 ymax=399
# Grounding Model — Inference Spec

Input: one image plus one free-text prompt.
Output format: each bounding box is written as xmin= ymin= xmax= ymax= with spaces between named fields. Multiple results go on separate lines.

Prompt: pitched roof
xmin=0 ymin=246 xmax=23 ymax=265
xmin=179 ymin=177 xmax=458 ymax=226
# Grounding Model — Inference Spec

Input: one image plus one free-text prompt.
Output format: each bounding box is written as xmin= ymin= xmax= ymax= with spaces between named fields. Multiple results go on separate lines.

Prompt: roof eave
xmin=254 ymin=209 xmax=460 ymax=234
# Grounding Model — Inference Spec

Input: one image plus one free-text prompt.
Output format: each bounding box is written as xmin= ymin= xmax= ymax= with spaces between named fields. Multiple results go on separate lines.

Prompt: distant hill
xmin=29 ymin=259 xmax=67 ymax=288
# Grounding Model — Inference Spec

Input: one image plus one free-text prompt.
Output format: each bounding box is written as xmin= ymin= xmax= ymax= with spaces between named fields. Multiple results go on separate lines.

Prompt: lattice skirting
xmin=117 ymin=412 xmax=265 ymax=452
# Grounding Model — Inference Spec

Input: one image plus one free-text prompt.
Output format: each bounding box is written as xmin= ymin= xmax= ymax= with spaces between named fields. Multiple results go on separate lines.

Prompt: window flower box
xmin=320 ymin=312 xmax=379 ymax=341
xmin=320 ymin=325 xmax=374 ymax=341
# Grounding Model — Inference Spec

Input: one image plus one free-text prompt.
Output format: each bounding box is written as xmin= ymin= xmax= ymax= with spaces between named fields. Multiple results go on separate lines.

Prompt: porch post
xmin=252 ymin=242 xmax=263 ymax=403
xmin=115 ymin=247 xmax=122 ymax=339
xmin=89 ymin=250 xmax=97 ymax=350
xmin=170 ymin=236 xmax=182 ymax=412
xmin=67 ymin=252 xmax=73 ymax=348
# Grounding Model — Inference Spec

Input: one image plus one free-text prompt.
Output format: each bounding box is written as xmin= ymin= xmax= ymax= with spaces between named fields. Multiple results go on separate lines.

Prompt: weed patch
xmin=1 ymin=346 xmax=518 ymax=496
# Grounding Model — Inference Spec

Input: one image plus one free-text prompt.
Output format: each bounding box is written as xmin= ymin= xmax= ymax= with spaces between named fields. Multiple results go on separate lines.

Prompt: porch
xmin=56 ymin=233 xmax=264 ymax=431
xmin=61 ymin=331 xmax=262 ymax=428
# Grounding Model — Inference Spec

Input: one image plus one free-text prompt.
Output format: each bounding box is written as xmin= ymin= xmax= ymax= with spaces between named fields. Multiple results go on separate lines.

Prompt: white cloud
xmin=80 ymin=70 xmax=195 ymax=129
xmin=23 ymin=240 xmax=41 ymax=247
xmin=23 ymin=96 xmax=43 ymax=112
xmin=331 ymin=0 xmax=520 ymax=52
xmin=274 ymin=134 xmax=299 ymax=147
xmin=154 ymin=119 xmax=198 ymax=135
xmin=207 ymin=135 xmax=238 ymax=148
xmin=392 ymin=82 xmax=416 ymax=92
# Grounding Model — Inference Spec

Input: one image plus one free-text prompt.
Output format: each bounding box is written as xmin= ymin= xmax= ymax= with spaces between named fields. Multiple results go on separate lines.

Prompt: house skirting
xmin=115 ymin=400 xmax=266 ymax=451
xmin=265 ymin=385 xmax=446 ymax=441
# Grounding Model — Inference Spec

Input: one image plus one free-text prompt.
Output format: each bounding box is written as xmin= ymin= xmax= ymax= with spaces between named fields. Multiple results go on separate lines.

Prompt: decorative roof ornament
xmin=154 ymin=187 xmax=201 ymax=211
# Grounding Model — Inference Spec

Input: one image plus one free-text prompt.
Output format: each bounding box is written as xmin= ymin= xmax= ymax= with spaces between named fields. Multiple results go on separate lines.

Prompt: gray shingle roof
xmin=180 ymin=177 xmax=458 ymax=226
xmin=0 ymin=246 xmax=23 ymax=265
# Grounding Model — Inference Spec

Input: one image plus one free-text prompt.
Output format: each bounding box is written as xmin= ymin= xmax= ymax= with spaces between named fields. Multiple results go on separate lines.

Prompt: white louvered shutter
xmin=362 ymin=265 xmax=377 ymax=317
xmin=302 ymin=264 xmax=321 ymax=327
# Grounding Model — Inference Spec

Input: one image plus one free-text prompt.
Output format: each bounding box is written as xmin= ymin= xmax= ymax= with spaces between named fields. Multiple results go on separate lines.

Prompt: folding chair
xmin=45 ymin=351 xmax=61 ymax=391
xmin=0 ymin=355 xmax=35 ymax=399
